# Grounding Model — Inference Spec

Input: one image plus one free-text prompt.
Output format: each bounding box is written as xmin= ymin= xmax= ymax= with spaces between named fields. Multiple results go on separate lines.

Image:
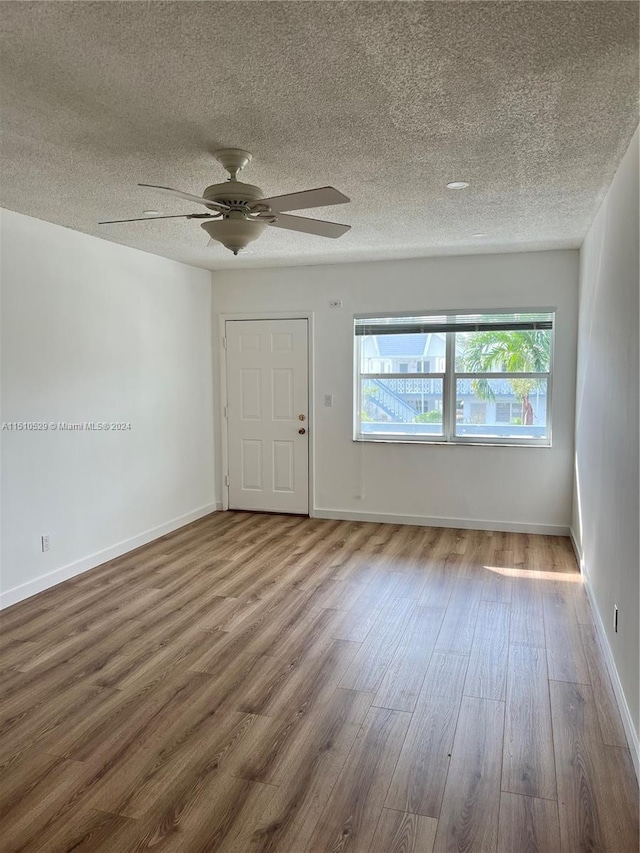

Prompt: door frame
xmin=218 ymin=311 xmax=315 ymax=515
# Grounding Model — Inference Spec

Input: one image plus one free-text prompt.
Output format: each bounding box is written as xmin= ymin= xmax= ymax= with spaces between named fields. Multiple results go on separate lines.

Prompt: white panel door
xmin=226 ymin=319 xmax=309 ymax=513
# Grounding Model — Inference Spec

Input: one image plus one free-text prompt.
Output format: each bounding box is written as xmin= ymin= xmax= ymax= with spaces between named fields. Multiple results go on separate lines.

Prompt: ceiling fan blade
xmin=98 ymin=213 xmax=198 ymax=224
xmin=138 ymin=184 xmax=229 ymax=211
xmin=269 ymin=213 xmax=350 ymax=239
xmin=258 ymin=186 xmax=349 ymax=213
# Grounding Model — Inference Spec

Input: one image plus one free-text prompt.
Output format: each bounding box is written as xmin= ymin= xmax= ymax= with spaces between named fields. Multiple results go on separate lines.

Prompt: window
xmin=355 ymin=310 xmax=553 ymax=445
xmin=495 ymin=402 xmax=522 ymax=424
xmin=413 ymin=399 xmax=440 ymax=414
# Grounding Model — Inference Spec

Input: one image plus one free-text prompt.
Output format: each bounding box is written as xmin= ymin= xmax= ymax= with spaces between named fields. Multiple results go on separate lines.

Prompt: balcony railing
xmin=364 ymin=377 xmax=440 ymax=395
xmin=363 ymin=377 xmax=548 ymax=397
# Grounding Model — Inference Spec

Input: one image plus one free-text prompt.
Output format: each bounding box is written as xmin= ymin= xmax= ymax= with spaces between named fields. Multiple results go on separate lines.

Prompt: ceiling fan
xmin=99 ymin=148 xmax=351 ymax=255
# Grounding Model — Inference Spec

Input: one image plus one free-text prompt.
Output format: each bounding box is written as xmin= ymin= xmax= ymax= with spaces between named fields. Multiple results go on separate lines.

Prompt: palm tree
xmin=459 ymin=330 xmax=551 ymax=425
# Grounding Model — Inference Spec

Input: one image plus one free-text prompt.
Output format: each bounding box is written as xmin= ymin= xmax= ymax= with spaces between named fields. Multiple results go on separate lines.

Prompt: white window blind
xmin=355 ymin=311 xmax=553 ymax=336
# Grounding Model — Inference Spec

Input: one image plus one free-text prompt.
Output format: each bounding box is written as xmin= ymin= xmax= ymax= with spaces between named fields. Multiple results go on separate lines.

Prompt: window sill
xmin=353 ymin=437 xmax=552 ymax=448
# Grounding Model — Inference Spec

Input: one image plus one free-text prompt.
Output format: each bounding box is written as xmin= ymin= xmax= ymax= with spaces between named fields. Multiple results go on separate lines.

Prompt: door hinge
xmin=222 ymin=337 xmax=228 ymax=349
xmin=224 ymin=405 xmax=229 ymax=419
xmin=225 ymin=474 xmax=230 ymax=487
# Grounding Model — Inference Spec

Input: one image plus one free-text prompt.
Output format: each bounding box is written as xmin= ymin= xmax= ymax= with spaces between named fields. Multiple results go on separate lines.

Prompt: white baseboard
xmin=574 ymin=528 xmax=639 ymax=782
xmin=312 ymin=508 xmax=570 ymax=536
xmin=0 ymin=503 xmax=218 ymax=610
xmin=569 ymin=526 xmax=584 ymax=570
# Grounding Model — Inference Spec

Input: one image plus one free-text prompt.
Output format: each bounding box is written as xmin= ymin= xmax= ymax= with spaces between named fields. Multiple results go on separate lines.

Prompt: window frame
xmin=354 ymin=308 xmax=555 ymax=447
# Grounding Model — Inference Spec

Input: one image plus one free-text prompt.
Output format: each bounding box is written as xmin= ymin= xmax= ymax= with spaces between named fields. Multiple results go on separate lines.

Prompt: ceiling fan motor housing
xmin=202 ymin=180 xmax=264 ymax=208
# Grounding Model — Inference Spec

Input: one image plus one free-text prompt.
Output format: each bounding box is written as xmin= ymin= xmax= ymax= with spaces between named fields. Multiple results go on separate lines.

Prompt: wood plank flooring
xmin=0 ymin=512 xmax=638 ymax=852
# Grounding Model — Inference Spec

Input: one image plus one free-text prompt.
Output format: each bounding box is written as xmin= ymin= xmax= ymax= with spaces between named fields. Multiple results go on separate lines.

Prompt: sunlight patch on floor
xmin=483 ymin=565 xmax=582 ymax=583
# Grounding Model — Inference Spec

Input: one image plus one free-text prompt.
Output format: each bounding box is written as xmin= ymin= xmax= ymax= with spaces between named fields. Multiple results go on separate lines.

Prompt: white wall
xmin=0 ymin=209 xmax=216 ymax=607
xmin=573 ymin=128 xmax=639 ymax=758
xmin=212 ymin=249 xmax=579 ymax=534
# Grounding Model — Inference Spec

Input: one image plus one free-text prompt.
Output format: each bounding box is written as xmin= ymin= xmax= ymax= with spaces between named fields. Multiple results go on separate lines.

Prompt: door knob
xmin=298 ymin=414 xmax=306 ymax=421
xmin=298 ymin=428 xmax=306 ymax=435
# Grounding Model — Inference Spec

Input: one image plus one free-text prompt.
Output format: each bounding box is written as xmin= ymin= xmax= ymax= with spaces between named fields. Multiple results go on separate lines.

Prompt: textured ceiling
xmin=1 ymin=1 xmax=638 ymax=270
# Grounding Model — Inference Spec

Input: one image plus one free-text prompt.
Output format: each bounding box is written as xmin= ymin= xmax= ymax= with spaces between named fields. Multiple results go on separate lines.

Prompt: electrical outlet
xmin=614 ymin=605 xmax=619 ymax=633
xmin=329 ymin=299 xmax=342 ymax=308
xmin=41 ymin=534 xmax=51 ymax=553
xmin=324 ymin=394 xmax=333 ymax=407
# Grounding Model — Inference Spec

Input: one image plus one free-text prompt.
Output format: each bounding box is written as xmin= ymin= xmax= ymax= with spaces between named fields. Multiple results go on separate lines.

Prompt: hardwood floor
xmin=0 ymin=512 xmax=638 ymax=852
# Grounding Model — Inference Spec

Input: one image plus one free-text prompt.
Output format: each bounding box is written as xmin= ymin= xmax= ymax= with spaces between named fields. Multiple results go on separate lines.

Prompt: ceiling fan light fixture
xmin=446 ymin=181 xmax=470 ymax=190
xmin=201 ymin=217 xmax=269 ymax=255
